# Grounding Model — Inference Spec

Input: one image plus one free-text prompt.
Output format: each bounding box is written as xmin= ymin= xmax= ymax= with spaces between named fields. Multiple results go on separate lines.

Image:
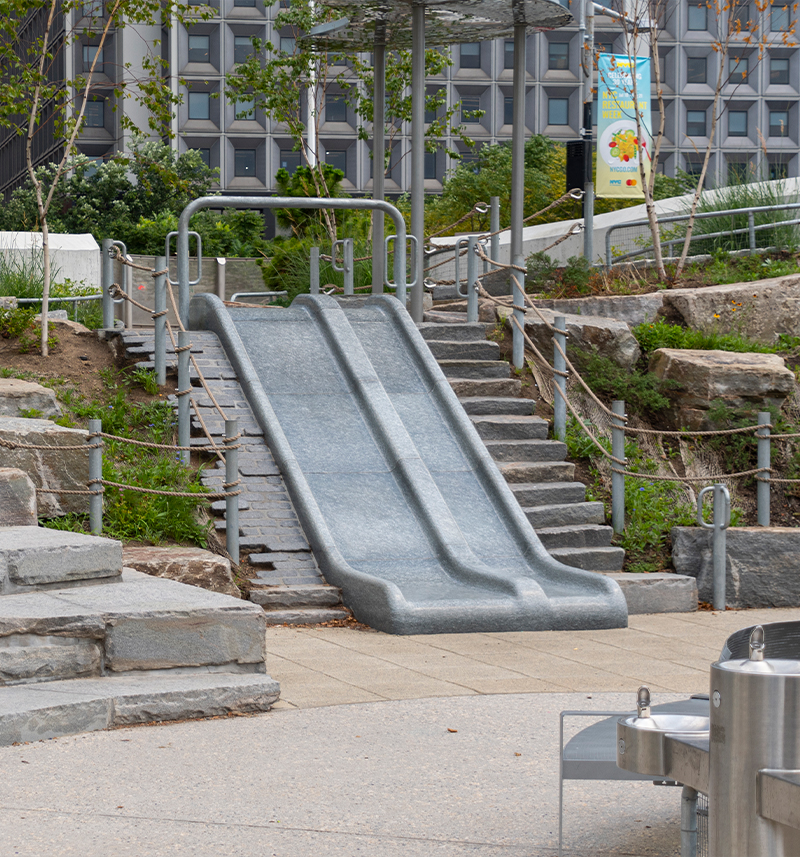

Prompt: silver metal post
xmin=584 ymin=0 xmax=595 ymax=264
xmin=681 ymin=786 xmax=698 ymax=857
xmin=225 ymin=418 xmax=239 ymax=566
xmin=177 ymin=224 xmax=190 ymax=326
xmin=88 ymin=418 xmax=103 ymax=535
xmin=372 ymin=37 xmax=386 ymax=295
xmin=310 ymin=246 xmax=320 ymax=295
xmin=748 ymin=210 xmax=756 ymax=253
xmin=698 ymin=483 xmax=730 ymax=611
xmin=154 ymin=256 xmax=167 ymax=386
xmin=101 ymin=238 xmax=114 ymax=330
xmin=466 ymin=236 xmax=478 ymax=323
xmin=611 ymin=399 xmax=626 ymax=533
xmin=757 ymin=410 xmax=771 ymax=526
xmin=490 ymin=196 xmax=500 ymax=268
xmin=124 ymin=255 xmax=133 ymax=329
xmin=510 ymin=24 xmax=527 ymax=369
xmin=344 ymin=238 xmax=354 ymax=296
xmin=178 ymin=329 xmax=191 ymax=465
xmin=410 ymin=1 xmax=425 ymax=322
xmin=215 ymin=257 xmax=226 ymax=301
xmin=553 ymin=316 xmax=567 ymax=442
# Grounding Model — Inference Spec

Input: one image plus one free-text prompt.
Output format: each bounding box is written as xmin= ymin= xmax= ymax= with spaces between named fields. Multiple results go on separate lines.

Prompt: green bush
xmin=633 ymin=318 xmax=775 ymax=355
xmin=578 ymin=353 xmax=680 ymax=417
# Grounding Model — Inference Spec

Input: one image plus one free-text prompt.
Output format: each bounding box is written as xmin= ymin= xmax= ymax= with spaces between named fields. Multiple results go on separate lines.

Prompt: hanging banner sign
xmin=596 ymin=55 xmax=652 ymax=199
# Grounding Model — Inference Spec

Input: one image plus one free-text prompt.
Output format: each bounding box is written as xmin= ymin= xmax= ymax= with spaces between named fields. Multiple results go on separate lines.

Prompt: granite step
xmin=470 ymin=415 xmax=549 ymax=440
xmin=426 ymin=340 xmax=501 ymax=361
xmin=524 ymin=501 xmax=606 ymax=529
xmin=510 ymin=482 xmax=587 ymax=506
xmin=484 ymin=439 xmax=567 ymax=463
xmin=449 ymin=378 xmax=522 ymax=398
xmin=535 ymin=524 xmax=614 ymax=549
xmin=438 ymin=360 xmax=511 ymax=380
xmin=497 ymin=460 xmax=575 ymax=483
xmin=548 ymin=546 xmax=626 ymax=572
xmin=418 ymin=322 xmax=491 ymax=342
xmin=248 ymin=584 xmax=342 ymax=610
xmin=459 ymin=396 xmax=535 ymax=416
xmin=262 ymin=607 xmax=352 ymax=626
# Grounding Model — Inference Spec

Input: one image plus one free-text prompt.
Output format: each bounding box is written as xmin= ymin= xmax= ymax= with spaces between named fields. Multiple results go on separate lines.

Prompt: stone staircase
xmin=418 ymin=320 xmax=625 ymax=572
xmin=0 ymin=525 xmax=280 ymax=745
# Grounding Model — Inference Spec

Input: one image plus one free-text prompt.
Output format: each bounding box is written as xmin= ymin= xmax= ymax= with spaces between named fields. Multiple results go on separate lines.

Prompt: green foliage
xmin=633 ymin=318 xmax=775 ymax=355
xmin=273 ymin=164 xmax=346 ymax=237
xmin=0 ymin=306 xmax=58 ymax=353
xmin=578 ymin=353 xmax=681 ymax=417
xmin=129 ymin=366 xmax=161 ymax=396
xmin=561 ymin=256 xmax=593 ymax=293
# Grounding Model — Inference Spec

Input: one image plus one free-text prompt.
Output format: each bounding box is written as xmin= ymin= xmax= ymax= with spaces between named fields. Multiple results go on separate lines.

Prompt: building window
xmin=84 ymin=99 xmax=104 ymax=127
xmin=327 ymin=52 xmax=346 ymax=65
xmin=82 ymin=0 xmax=103 ymax=18
xmin=504 ymin=95 xmax=514 ymax=125
xmin=687 ymin=2 xmax=707 ymax=29
xmin=424 ymin=151 xmax=437 ymax=180
xmin=548 ymin=97 xmax=568 ymax=125
xmin=234 ymin=97 xmax=255 ymax=119
xmin=769 ymin=109 xmax=789 ymax=136
xmin=82 ymin=45 xmax=103 ymax=71
xmin=685 ymin=158 xmax=703 ymax=177
xmin=771 ymin=4 xmax=790 ymax=30
xmin=732 ymin=2 xmax=751 ymax=26
xmin=770 ymin=160 xmax=789 ymax=180
xmin=425 ymin=89 xmax=443 ymax=124
xmin=188 ymin=34 xmax=210 ymax=63
xmin=771 ymin=57 xmax=790 ymax=85
xmin=460 ymin=152 xmax=480 ymax=173
xmin=279 ymin=36 xmax=295 ymax=55
xmin=325 ymin=94 xmax=347 ymax=123
xmin=234 ymin=149 xmax=256 ymax=176
xmin=504 ymin=40 xmax=514 ymax=69
xmin=460 ymin=42 xmax=481 ymax=69
xmin=234 ymin=36 xmax=255 ymax=63
xmin=729 ymin=56 xmax=748 ymax=82
xmin=728 ymin=110 xmax=748 ymax=136
xmin=687 ymin=56 xmax=707 ymax=84
xmin=729 ymin=161 xmax=749 ymax=183
xmin=548 ymin=42 xmax=569 ymax=70
xmin=326 ymin=150 xmax=347 ymax=177
xmin=234 ymin=0 xmax=256 ymax=6
xmin=280 ymin=150 xmax=301 ymax=174
xmin=595 ymin=41 xmax=614 ymax=55
xmin=194 ymin=148 xmax=211 ymax=166
xmin=460 ymin=96 xmax=481 ymax=123
xmin=188 ymin=91 xmax=210 ymax=120
xmin=686 ymin=109 xmax=706 ymax=136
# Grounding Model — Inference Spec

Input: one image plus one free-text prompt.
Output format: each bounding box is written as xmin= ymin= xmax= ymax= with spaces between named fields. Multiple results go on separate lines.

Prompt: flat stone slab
xmin=0 ymin=526 xmax=121 ymax=593
xmin=602 ymin=572 xmax=698 ymax=614
xmin=122 ymin=545 xmax=240 ymax=599
xmin=0 ymin=468 xmax=37 ymax=527
xmin=0 ymin=378 xmax=60 ymax=418
xmin=0 ymin=672 xmax=280 ymax=746
xmin=672 ymin=526 xmax=800 ymax=608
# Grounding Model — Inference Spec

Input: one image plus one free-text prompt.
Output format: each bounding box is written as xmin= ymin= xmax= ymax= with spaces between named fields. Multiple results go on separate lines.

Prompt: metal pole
xmin=124 ymin=255 xmax=133 ymax=329
xmin=215 ymin=257 xmax=226 ymax=301
xmin=410 ymin=1 xmax=425 ymax=322
xmin=553 ymin=316 xmax=567 ymax=441
xmin=584 ymin=0 xmax=595 ymax=264
xmin=344 ymin=238 xmax=354 ymax=296
xmin=177 ymin=220 xmax=190 ymax=327
xmin=225 ymin=418 xmax=239 ymax=566
xmin=154 ymin=255 xmax=167 ymax=387
xmin=467 ymin=236 xmax=478 ymax=323
xmin=680 ymin=786 xmax=698 ymax=857
xmin=712 ymin=483 xmax=728 ymax=611
xmin=611 ymin=399 xmax=625 ymax=533
xmin=757 ymin=410 xmax=771 ymax=526
xmin=101 ymin=238 xmax=114 ymax=330
xmin=510 ymin=24 xmax=527 ymax=369
xmin=490 ymin=196 xmax=500 ymax=268
xmin=177 ymin=329 xmax=191 ymax=465
xmin=310 ymin=246 xmax=320 ymax=295
xmin=372 ymin=37 xmax=386 ymax=295
xmin=748 ymin=210 xmax=756 ymax=253
xmin=88 ymin=418 xmax=103 ymax=536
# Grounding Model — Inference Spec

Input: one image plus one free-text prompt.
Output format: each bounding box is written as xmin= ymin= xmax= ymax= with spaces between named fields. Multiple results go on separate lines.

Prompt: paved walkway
xmin=2 ymin=607 xmax=799 ymax=857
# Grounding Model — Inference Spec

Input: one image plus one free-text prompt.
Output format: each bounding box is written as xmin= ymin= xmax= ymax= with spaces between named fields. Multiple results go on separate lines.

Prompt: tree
xmin=0 ymin=0 xmax=201 ymax=354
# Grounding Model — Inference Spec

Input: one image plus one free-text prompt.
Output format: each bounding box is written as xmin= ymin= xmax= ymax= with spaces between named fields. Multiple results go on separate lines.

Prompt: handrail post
xmin=225 ymin=418 xmax=239 ymax=566
xmin=698 ymin=483 xmax=731 ymax=611
xmin=466 ymin=236 xmax=479 ymax=323
xmin=310 ymin=246 xmax=320 ymax=295
xmin=611 ymin=400 xmax=626 ymax=534
xmin=748 ymin=210 xmax=756 ymax=253
xmin=177 ymin=329 xmax=191 ymax=465
xmin=88 ymin=418 xmax=103 ymax=535
xmin=215 ymin=257 xmax=226 ymax=301
xmin=154 ymin=256 xmax=167 ymax=386
xmin=553 ymin=316 xmax=567 ymax=442
xmin=124 ymin=255 xmax=134 ymax=329
xmin=757 ymin=410 xmax=771 ymax=527
xmin=101 ymin=238 xmax=114 ymax=330
xmin=490 ymin=196 xmax=500 ymax=268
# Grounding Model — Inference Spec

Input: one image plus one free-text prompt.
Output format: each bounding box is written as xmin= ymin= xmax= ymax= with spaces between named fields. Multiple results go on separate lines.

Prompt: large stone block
xmin=672 ymin=526 xmax=800 ymax=608
xmin=650 ymin=348 xmax=795 ymax=429
xmin=602 ymin=572 xmax=697 ymax=614
xmin=0 ymin=417 xmax=89 ymax=516
xmin=497 ymin=305 xmax=640 ymax=370
xmin=0 ymin=637 xmax=102 ymax=684
xmin=0 ymin=468 xmax=37 ymax=526
xmin=122 ymin=545 xmax=240 ymax=598
xmin=0 ymin=379 xmax=61 ymax=418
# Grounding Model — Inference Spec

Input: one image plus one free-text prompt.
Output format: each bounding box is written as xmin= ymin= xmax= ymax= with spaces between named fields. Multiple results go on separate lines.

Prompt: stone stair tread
xmin=497 ymin=461 xmax=575 ymax=482
xmin=249 ymin=584 xmax=342 ymax=609
xmin=484 ymin=439 xmax=567 ymax=462
xmin=438 ymin=360 xmax=511 ymax=380
xmin=548 ymin=546 xmax=625 ymax=572
xmin=524 ymin=502 xmax=606 ymax=528
xmin=470 ymin=415 xmax=549 ymax=440
xmin=449 ymin=379 xmax=522 ymax=398
xmin=0 ymin=672 xmax=280 ymax=746
xmin=459 ymin=397 xmax=534 ymax=416
xmin=427 ymin=341 xmax=500 ymax=361
xmin=417 ymin=322 xmax=491 ymax=341
xmin=262 ymin=607 xmax=352 ymax=626
xmin=535 ymin=523 xmax=614 ymax=548
xmin=510 ymin=482 xmax=586 ymax=505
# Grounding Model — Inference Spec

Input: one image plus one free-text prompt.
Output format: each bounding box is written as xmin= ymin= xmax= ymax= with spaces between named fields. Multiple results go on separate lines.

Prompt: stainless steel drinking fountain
xmin=617 ymin=621 xmax=800 ymax=857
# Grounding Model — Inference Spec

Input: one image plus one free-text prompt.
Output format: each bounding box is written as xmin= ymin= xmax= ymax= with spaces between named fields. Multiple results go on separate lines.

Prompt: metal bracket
xmin=166 ymin=230 xmax=203 ymax=285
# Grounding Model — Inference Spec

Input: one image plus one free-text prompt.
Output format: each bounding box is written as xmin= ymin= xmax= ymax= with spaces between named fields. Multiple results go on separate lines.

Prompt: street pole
xmin=583 ymin=0 xmax=595 ymax=264
xmin=510 ymin=23 xmax=527 ymax=369
xmin=372 ymin=34 xmax=386 ymax=294
xmin=410 ymin=1 xmax=425 ymax=322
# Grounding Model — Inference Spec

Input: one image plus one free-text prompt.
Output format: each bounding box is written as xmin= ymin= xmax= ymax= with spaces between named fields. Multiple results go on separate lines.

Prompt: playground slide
xmin=190 ymin=293 xmax=627 ymax=634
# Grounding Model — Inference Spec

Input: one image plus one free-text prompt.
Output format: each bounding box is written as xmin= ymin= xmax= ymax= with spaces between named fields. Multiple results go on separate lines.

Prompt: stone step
xmin=262 ymin=607 xmax=352 ymax=626
xmin=498 ymin=461 xmax=576 ymax=483
xmin=484 ymin=439 xmax=567 ymax=463
xmin=459 ymin=396 xmax=535 ymax=416
xmin=510 ymin=482 xmax=586 ymax=506
xmin=548 ymin=546 xmax=626 ymax=572
xmin=426 ymin=340 xmax=500 ymax=361
xmin=0 ymin=672 xmax=280 ymax=747
xmin=524 ymin=502 xmax=606 ymax=529
xmin=248 ymin=584 xmax=342 ymax=609
xmin=535 ymin=524 xmax=614 ymax=549
xmin=423 ymin=310 xmax=471 ymax=324
xmin=471 ymin=414 xmax=549 ymax=440
xmin=438 ymin=360 xmax=511 ymax=380
xmin=417 ymin=322 xmax=490 ymax=342
xmin=449 ymin=378 xmax=522 ymax=398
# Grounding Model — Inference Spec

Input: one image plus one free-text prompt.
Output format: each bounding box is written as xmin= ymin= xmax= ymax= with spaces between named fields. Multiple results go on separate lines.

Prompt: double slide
xmin=190 ymin=293 xmax=627 ymax=634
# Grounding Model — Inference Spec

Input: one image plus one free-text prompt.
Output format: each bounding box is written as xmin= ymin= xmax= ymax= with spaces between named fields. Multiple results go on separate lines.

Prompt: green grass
xmin=633 ymin=318 xmax=775 ymax=355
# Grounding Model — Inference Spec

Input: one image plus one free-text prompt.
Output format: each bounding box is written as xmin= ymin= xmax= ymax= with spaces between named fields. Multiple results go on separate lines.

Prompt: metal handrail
xmin=17 ymin=293 xmax=102 ymax=322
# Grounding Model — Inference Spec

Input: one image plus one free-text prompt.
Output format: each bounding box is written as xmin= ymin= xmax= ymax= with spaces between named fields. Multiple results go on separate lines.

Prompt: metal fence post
xmin=154 ymin=257 xmax=167 ymax=387
xmin=88 ymin=418 xmax=103 ymax=535
xmin=466 ymin=236 xmax=479 ymax=323
xmin=748 ymin=210 xmax=756 ymax=253
xmin=553 ymin=316 xmax=567 ymax=442
xmin=225 ymin=418 xmax=239 ymax=566
xmin=124 ymin=255 xmax=133 ymax=329
xmin=177 ymin=329 xmax=191 ymax=465
xmin=698 ymin=483 xmax=731 ymax=611
xmin=101 ymin=238 xmax=114 ymax=330
xmin=611 ymin=400 xmax=626 ymax=534
xmin=310 ymin=246 xmax=320 ymax=295
xmin=215 ymin=257 xmax=226 ymax=301
xmin=757 ymin=410 xmax=771 ymax=527
xmin=490 ymin=196 xmax=500 ymax=268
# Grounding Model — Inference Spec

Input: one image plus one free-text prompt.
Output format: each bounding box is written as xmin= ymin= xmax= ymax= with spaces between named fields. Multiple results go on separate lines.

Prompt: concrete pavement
xmin=2 ymin=606 xmax=799 ymax=857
